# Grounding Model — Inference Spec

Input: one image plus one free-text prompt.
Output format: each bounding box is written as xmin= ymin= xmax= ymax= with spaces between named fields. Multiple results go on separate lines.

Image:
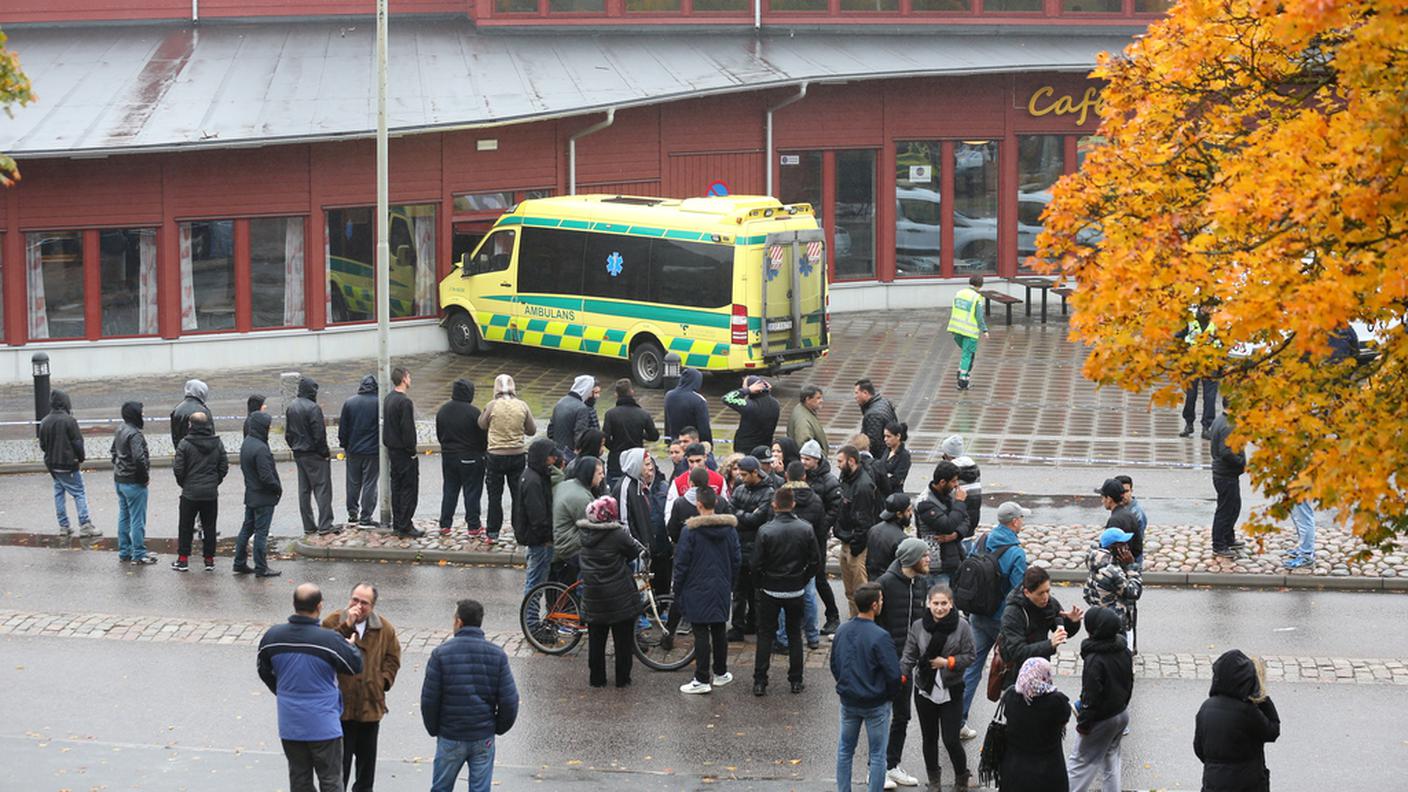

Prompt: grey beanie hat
xmin=941 ymin=435 xmax=965 ymax=458
xmin=800 ymin=439 xmax=824 ymax=459
xmin=896 ymin=537 xmax=929 ymax=569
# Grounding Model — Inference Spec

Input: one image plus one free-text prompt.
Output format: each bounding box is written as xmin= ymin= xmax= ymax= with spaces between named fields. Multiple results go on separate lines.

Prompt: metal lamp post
xmin=375 ymin=0 xmax=393 ymax=527
xmin=31 ymin=353 xmax=50 ymax=440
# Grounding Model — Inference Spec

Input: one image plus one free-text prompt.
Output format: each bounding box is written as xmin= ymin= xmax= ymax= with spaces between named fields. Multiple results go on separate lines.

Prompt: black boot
xmin=1179 ymin=422 xmax=1194 ymax=437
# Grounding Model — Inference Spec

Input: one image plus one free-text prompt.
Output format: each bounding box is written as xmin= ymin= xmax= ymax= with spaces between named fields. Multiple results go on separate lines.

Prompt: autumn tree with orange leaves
xmin=0 ymin=26 xmax=35 ymax=186
xmin=1038 ymin=0 xmax=1408 ymax=549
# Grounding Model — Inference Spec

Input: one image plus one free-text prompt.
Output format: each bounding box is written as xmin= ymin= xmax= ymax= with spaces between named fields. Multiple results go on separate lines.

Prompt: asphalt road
xmin=2 ymin=545 xmax=1407 ymax=791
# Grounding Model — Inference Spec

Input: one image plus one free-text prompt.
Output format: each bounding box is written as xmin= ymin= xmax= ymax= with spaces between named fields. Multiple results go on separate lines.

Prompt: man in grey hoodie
xmin=548 ymin=375 xmax=598 ymax=460
xmin=170 ymin=379 xmax=212 ymax=448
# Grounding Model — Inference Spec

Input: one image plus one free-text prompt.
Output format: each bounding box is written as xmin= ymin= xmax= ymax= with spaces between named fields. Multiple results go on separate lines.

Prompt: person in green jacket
xmin=787 ymin=385 xmax=828 ymax=457
xmin=552 ymin=455 xmax=602 ymax=583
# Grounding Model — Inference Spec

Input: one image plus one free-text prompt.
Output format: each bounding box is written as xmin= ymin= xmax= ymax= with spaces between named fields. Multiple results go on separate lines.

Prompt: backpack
xmin=952 ymin=533 xmax=1013 ymax=617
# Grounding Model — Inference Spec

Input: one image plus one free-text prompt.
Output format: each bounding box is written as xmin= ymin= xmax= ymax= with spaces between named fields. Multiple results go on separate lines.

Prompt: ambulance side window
xmin=467 ymin=230 xmax=515 ymax=276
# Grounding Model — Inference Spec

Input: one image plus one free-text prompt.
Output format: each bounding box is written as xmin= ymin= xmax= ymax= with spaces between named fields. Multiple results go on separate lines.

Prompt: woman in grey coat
xmin=900 ymin=583 xmax=977 ymax=791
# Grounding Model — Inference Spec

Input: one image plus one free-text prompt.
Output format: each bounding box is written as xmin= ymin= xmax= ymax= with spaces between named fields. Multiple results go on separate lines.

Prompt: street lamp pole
xmin=375 ymin=0 xmax=392 ymax=527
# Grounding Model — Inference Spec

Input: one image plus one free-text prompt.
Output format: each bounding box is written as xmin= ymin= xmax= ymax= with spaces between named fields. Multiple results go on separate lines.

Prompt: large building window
xmin=1017 ymin=136 xmax=1065 ymax=271
xmin=495 ymin=0 xmax=537 ymax=9
xmin=26 ymin=231 xmax=84 ymax=340
xmin=770 ymin=0 xmax=826 ymax=8
xmin=836 ymin=150 xmax=877 ymax=280
xmin=548 ymin=0 xmax=604 ymax=10
xmin=328 ymin=204 xmax=437 ymax=323
xmin=1135 ymin=0 xmax=1172 ymax=11
xmin=895 ymin=141 xmax=943 ymax=277
xmin=840 ymin=0 xmax=899 ymax=9
xmin=953 ymin=141 xmax=999 ymax=275
xmin=627 ymin=0 xmax=681 ymax=9
xmin=1062 ymin=0 xmax=1120 ymax=10
xmin=99 ymin=229 xmax=159 ymax=337
xmin=180 ymin=220 xmax=236 ymax=332
xmin=693 ymin=0 xmax=748 ymax=8
xmin=985 ymin=0 xmax=1041 ymax=9
xmin=912 ymin=0 xmax=970 ymax=9
xmin=250 ymin=217 xmax=306 ymax=329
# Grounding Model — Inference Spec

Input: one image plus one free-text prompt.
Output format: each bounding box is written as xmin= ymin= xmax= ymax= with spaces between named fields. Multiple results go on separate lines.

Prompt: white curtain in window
xmin=25 ymin=235 xmax=48 ymax=340
xmin=324 ymin=228 xmax=333 ymax=322
xmin=413 ymin=214 xmax=436 ymax=316
xmin=179 ymin=223 xmax=198 ymax=331
xmin=283 ymin=217 xmax=306 ymax=326
xmin=138 ymin=229 xmax=159 ymax=335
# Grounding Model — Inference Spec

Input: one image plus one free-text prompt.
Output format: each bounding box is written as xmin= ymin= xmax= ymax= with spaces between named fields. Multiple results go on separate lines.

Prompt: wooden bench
xmin=979 ymin=289 xmax=1022 ymax=326
xmin=1053 ymin=286 xmax=1076 ymax=316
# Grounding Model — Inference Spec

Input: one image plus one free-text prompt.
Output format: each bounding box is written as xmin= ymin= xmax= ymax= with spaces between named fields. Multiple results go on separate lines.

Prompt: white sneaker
xmin=711 ymin=672 xmax=734 ymax=688
xmin=679 ymin=680 xmax=712 ymax=695
xmin=886 ymin=767 xmax=919 ymax=787
xmin=883 ymin=777 xmax=898 ymax=790
xmin=959 ymin=725 xmax=978 ymax=741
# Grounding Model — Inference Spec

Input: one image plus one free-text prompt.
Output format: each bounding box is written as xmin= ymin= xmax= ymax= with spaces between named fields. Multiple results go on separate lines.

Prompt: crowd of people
xmin=32 ymin=363 xmax=1287 ymax=792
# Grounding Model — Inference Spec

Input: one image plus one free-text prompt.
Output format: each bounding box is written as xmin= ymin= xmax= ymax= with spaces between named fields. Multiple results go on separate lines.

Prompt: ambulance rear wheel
xmin=630 ymin=339 xmax=665 ymax=389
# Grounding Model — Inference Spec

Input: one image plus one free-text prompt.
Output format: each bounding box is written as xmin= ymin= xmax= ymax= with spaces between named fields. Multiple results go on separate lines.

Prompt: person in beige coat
xmin=323 ymin=582 xmax=402 ymax=792
xmin=477 ymin=374 xmax=537 ymax=542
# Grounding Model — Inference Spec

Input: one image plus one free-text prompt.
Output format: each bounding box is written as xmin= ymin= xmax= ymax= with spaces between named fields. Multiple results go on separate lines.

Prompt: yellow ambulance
xmin=438 ymin=194 xmax=829 ymax=387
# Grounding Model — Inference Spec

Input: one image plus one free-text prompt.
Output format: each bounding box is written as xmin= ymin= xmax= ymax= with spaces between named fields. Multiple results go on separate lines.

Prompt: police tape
xmin=929 ymin=449 xmax=1211 ymax=471
xmin=0 ymin=415 xmax=247 ymax=427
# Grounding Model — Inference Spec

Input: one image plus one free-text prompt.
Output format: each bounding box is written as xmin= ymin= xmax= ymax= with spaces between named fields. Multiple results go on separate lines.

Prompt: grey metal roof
xmin=0 ymin=21 xmax=1133 ymax=157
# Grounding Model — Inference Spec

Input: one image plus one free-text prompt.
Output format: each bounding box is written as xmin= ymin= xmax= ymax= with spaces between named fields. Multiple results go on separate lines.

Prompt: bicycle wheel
xmin=632 ymin=593 xmax=696 ymax=671
xmin=520 ymin=581 xmax=584 ymax=656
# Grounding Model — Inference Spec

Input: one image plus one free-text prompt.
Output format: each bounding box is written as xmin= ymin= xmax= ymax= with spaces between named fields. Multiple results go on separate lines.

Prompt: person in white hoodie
xmin=548 ymin=375 xmax=599 ymax=460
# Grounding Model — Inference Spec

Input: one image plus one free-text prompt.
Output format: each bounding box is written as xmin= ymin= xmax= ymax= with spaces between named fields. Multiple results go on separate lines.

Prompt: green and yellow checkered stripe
xmin=667 ymin=337 xmax=731 ymax=369
xmin=473 ymin=311 xmax=731 ymax=368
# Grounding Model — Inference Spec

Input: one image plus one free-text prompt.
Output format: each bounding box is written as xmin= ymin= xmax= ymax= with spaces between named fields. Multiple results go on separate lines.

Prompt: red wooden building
xmin=0 ymin=1 xmax=1153 ymax=380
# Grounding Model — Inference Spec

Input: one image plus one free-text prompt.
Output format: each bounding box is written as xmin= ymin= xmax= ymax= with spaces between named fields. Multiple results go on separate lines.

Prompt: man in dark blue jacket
xmin=422 ymin=599 xmax=519 ymax=792
xmin=339 ymin=375 xmax=381 ymax=526
xmin=664 ymin=368 xmax=712 ymax=444
xmin=830 ymin=581 xmax=900 ymax=792
xmin=258 ymin=583 xmax=364 ymax=792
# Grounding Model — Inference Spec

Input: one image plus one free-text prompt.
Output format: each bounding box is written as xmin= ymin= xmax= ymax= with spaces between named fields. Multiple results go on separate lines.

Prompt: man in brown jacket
xmin=323 ymin=582 xmax=402 ymax=791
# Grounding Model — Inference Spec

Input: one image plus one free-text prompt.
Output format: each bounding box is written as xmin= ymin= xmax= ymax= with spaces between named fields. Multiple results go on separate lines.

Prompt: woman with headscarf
xmin=578 ymin=495 xmax=646 ymax=688
xmin=998 ymin=657 xmax=1071 ymax=792
xmin=1194 ymin=650 xmax=1280 ymax=792
xmin=564 ymin=428 xmax=606 ymax=482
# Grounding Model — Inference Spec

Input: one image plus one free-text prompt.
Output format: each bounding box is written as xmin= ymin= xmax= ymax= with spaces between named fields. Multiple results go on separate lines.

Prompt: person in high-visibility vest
xmin=1176 ymin=308 xmax=1221 ymax=438
xmin=947 ymin=276 xmax=990 ymax=391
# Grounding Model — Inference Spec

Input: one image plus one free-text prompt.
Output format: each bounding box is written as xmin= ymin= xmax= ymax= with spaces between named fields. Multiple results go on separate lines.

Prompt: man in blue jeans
xmin=39 ymin=390 xmax=100 ymax=539
xmin=111 ymin=402 xmax=155 ymax=564
xmin=236 ymin=411 xmax=283 ymax=577
xmin=959 ymin=501 xmax=1030 ymax=740
xmin=831 ymin=582 xmax=900 ymax=792
xmin=422 ymin=599 xmax=519 ymax=792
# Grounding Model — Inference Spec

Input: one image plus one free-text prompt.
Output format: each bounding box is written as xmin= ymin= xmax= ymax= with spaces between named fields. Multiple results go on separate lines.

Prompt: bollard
xmin=662 ymin=352 xmax=682 ymax=393
xmin=31 ymin=353 xmax=51 ymax=440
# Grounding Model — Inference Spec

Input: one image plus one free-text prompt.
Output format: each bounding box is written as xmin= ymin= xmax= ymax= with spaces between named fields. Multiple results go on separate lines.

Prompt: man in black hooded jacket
xmin=437 ymin=379 xmax=488 ymax=536
xmin=39 ymin=390 xmax=99 ymax=539
xmin=1068 ymin=606 xmax=1134 ymax=791
xmin=286 ymin=377 xmax=335 ymax=536
xmin=1195 ymin=649 xmax=1280 ymax=792
xmin=514 ymin=438 xmax=560 ymax=601
xmin=914 ymin=461 xmax=972 ymax=582
xmin=112 ymin=401 xmax=152 ymax=562
xmin=339 ymin=375 xmax=380 ymax=526
xmin=235 ymin=411 xmax=282 ymax=577
xmin=172 ymin=412 xmax=228 ymax=572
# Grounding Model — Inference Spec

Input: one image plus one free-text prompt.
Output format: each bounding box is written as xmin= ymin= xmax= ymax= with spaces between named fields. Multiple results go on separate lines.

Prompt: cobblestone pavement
xmin=301 ymin=514 xmax=1408 ymax=579
xmin=0 ymin=312 xmax=1214 ymax=469
xmin=4 ymin=608 xmax=1404 ymax=686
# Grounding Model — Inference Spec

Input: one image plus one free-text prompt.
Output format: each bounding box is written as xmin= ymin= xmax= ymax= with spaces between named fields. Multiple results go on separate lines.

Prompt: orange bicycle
xmin=519 ymin=567 xmax=696 ymax=671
